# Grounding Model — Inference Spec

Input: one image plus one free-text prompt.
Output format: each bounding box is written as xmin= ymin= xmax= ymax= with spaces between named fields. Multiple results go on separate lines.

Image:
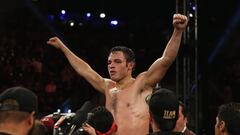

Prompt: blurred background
xmin=0 ymin=0 xmax=240 ymax=135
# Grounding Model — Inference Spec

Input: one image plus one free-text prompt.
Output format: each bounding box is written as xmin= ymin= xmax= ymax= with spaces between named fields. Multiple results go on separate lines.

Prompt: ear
xmin=27 ymin=112 xmax=35 ymax=127
xmin=218 ymin=120 xmax=226 ymax=132
xmin=183 ymin=116 xmax=188 ymax=126
xmin=127 ymin=62 xmax=135 ymax=70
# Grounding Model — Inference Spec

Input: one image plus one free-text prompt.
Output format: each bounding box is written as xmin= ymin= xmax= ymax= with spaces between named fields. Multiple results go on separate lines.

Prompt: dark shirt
xmin=149 ymin=131 xmax=183 ymax=135
xmin=183 ymin=128 xmax=196 ymax=135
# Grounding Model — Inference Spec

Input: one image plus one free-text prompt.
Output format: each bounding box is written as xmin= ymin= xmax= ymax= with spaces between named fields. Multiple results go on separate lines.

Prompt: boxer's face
xmin=108 ymin=51 xmax=132 ymax=81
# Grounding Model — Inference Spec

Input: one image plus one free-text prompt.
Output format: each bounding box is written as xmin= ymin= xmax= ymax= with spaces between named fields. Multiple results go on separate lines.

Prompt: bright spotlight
xmin=70 ymin=21 xmax=75 ymax=27
xmin=61 ymin=10 xmax=66 ymax=15
xmin=100 ymin=13 xmax=106 ymax=18
xmin=110 ymin=20 xmax=118 ymax=25
xmin=192 ymin=6 xmax=196 ymax=11
xmin=86 ymin=13 xmax=91 ymax=18
xmin=57 ymin=109 xmax=61 ymax=113
xmin=189 ymin=13 xmax=193 ymax=17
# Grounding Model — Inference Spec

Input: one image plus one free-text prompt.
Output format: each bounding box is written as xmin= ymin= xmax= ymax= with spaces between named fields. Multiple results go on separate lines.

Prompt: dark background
xmin=0 ymin=0 xmax=240 ymax=135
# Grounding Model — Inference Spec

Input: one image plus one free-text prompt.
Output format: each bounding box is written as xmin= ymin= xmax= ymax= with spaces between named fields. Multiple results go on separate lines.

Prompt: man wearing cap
xmin=0 ymin=86 xmax=38 ymax=135
xmin=146 ymin=88 xmax=183 ymax=135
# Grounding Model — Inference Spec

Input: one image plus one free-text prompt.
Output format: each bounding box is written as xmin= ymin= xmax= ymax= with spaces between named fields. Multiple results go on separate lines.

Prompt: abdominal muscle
xmin=105 ymin=87 xmax=151 ymax=135
xmin=113 ymin=107 xmax=149 ymax=135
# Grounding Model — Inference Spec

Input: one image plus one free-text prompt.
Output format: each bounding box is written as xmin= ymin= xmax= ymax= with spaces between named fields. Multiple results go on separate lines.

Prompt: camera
xmin=71 ymin=112 xmax=94 ymax=135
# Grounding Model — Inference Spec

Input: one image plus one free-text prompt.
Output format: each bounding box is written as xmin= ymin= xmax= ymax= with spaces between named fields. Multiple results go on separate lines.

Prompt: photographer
xmin=82 ymin=123 xmax=97 ymax=135
xmin=74 ymin=106 xmax=117 ymax=135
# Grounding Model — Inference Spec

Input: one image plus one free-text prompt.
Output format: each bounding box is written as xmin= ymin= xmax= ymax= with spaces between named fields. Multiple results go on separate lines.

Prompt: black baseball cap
xmin=0 ymin=86 xmax=38 ymax=113
xmin=146 ymin=88 xmax=179 ymax=131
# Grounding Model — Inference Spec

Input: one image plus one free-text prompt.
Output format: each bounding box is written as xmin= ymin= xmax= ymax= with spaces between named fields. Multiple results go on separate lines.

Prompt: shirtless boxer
xmin=47 ymin=13 xmax=188 ymax=135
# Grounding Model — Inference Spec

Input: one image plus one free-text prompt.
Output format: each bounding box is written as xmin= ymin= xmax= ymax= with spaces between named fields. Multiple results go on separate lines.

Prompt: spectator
xmin=146 ymin=88 xmax=182 ymax=135
xmin=175 ymin=101 xmax=196 ymax=135
xmin=74 ymin=106 xmax=117 ymax=135
xmin=0 ymin=86 xmax=38 ymax=135
xmin=215 ymin=102 xmax=240 ymax=135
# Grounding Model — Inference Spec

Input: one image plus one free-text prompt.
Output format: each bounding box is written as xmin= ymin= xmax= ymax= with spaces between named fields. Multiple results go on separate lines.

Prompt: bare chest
xmin=106 ymin=87 xmax=150 ymax=135
xmin=108 ymin=87 xmax=136 ymax=111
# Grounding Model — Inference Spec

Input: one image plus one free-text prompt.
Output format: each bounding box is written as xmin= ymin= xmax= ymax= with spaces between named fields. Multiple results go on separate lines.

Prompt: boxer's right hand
xmin=47 ymin=37 xmax=64 ymax=49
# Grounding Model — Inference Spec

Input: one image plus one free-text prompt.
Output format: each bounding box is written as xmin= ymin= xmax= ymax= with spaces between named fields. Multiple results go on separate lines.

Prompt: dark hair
xmin=110 ymin=46 xmax=135 ymax=63
xmin=0 ymin=111 xmax=30 ymax=123
xmin=87 ymin=106 xmax=114 ymax=133
xmin=217 ymin=102 xmax=240 ymax=135
xmin=179 ymin=101 xmax=188 ymax=118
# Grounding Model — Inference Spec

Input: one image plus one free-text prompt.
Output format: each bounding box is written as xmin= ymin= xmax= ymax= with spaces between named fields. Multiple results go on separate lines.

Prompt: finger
xmin=173 ymin=14 xmax=179 ymax=18
xmin=83 ymin=123 xmax=91 ymax=129
xmin=48 ymin=38 xmax=56 ymax=41
xmin=85 ymin=123 xmax=90 ymax=127
xmin=85 ymin=124 xmax=95 ymax=130
xmin=173 ymin=14 xmax=182 ymax=19
xmin=173 ymin=19 xmax=182 ymax=24
xmin=83 ymin=126 xmax=89 ymax=131
xmin=46 ymin=41 xmax=52 ymax=44
xmin=174 ymin=14 xmax=187 ymax=21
